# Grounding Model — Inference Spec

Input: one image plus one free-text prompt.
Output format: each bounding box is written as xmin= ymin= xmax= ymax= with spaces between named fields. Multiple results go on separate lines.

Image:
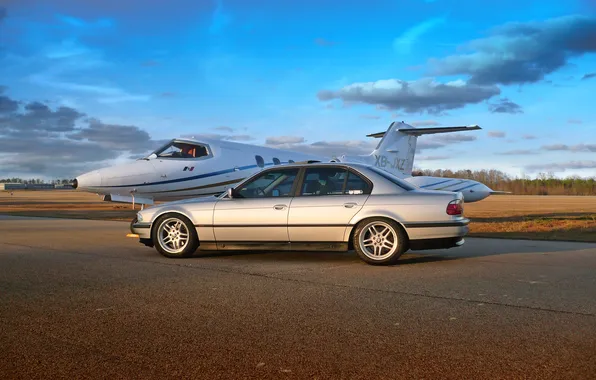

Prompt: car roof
xmin=271 ymin=161 xmax=372 ymax=170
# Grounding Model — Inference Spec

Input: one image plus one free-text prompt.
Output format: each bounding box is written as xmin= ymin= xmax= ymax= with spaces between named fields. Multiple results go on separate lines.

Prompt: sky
xmin=0 ymin=0 xmax=595 ymax=180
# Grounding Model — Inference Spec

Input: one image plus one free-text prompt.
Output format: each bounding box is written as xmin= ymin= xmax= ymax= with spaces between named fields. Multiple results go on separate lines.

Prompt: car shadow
xmin=188 ymin=237 xmax=596 ymax=266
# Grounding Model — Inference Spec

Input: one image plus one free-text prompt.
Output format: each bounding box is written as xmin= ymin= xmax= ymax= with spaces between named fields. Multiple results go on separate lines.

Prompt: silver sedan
xmin=130 ymin=163 xmax=469 ymax=265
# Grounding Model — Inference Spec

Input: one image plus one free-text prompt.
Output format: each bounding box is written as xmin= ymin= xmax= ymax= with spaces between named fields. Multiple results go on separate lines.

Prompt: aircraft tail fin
xmin=342 ymin=122 xmax=481 ymax=177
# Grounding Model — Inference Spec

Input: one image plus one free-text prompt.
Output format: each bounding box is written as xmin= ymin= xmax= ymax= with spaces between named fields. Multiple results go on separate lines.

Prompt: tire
xmin=151 ymin=213 xmax=199 ymax=258
xmin=352 ymin=218 xmax=408 ymax=265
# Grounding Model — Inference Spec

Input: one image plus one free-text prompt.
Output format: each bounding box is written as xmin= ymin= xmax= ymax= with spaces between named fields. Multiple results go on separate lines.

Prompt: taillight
xmin=446 ymin=199 xmax=463 ymax=215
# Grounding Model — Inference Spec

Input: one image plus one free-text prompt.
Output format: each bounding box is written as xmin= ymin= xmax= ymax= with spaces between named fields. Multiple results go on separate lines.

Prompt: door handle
xmin=273 ymin=204 xmax=287 ymax=210
xmin=343 ymin=202 xmax=357 ymax=208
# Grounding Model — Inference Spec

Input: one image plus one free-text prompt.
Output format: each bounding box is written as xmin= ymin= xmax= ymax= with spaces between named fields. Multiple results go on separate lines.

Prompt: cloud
xmin=359 ymin=115 xmax=381 ymax=120
xmin=488 ymin=98 xmax=523 ymax=114
xmin=55 ymin=14 xmax=114 ymax=29
xmin=495 ymin=149 xmax=537 ymax=155
xmin=524 ymin=161 xmax=596 ymax=173
xmin=418 ymin=155 xmax=451 ymax=160
xmin=30 ymin=74 xmax=150 ymax=104
xmin=317 ymin=78 xmax=500 ymax=114
xmin=522 ymin=134 xmax=537 ymax=140
xmin=69 ymin=119 xmax=154 ymax=153
xmin=542 ymin=144 xmax=596 ymax=152
xmin=181 ymin=133 xmax=254 ymax=142
xmin=429 ymin=15 xmax=596 ymax=85
xmin=568 ymin=119 xmax=582 ymax=124
xmin=581 ymin=72 xmax=596 ymax=80
xmin=410 ymin=120 xmax=440 ymax=126
xmin=214 ymin=126 xmax=234 ymax=132
xmin=209 ymin=0 xmax=232 ymax=35
xmin=0 ymin=88 xmax=162 ymax=178
xmin=393 ymin=16 xmax=446 ymax=54
xmin=432 ymin=133 xmax=477 ymax=143
xmin=266 ymin=136 xmax=306 ymax=145
xmin=314 ymin=38 xmax=336 ymax=47
xmin=488 ymin=131 xmax=506 ymax=138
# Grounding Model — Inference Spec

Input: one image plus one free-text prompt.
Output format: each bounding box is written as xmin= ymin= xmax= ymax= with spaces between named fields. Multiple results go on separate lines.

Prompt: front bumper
xmin=129 ymin=217 xmax=152 ymax=240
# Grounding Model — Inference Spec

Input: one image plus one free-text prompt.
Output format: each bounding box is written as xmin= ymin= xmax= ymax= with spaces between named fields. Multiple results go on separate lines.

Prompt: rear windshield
xmin=369 ymin=167 xmax=418 ymax=191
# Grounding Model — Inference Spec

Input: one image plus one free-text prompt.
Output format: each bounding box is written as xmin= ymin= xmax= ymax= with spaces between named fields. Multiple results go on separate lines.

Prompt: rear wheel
xmin=152 ymin=213 xmax=198 ymax=258
xmin=353 ymin=218 xmax=407 ymax=265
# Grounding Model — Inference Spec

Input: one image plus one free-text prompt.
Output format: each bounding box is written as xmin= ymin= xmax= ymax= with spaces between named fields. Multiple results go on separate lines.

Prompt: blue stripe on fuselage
xmin=97 ymin=162 xmax=280 ymax=188
xmin=419 ymin=179 xmax=455 ymax=188
xmin=451 ymin=183 xmax=479 ymax=192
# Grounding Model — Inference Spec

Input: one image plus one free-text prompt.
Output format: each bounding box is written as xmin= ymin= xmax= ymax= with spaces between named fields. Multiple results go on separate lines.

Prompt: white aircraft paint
xmin=74 ymin=121 xmax=502 ymax=205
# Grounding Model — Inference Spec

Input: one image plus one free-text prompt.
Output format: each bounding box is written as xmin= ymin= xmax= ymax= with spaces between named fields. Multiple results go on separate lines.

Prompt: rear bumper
xmin=405 ymin=218 xmax=469 ymax=247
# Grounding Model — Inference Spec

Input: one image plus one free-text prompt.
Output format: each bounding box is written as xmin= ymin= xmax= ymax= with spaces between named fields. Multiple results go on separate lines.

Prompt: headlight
xmin=136 ymin=212 xmax=143 ymax=222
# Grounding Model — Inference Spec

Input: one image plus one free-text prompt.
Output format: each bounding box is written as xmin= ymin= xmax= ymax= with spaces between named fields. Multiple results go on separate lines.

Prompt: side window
xmin=236 ymin=169 xmax=299 ymax=198
xmin=344 ymin=171 xmax=370 ymax=195
xmin=273 ymin=157 xmax=281 ymax=165
xmin=155 ymin=142 xmax=210 ymax=159
xmin=300 ymin=167 xmax=347 ymax=196
xmin=255 ymin=155 xmax=265 ymax=168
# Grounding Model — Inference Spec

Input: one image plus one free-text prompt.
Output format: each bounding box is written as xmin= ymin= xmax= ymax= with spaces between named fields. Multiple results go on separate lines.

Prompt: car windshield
xmin=369 ymin=167 xmax=418 ymax=191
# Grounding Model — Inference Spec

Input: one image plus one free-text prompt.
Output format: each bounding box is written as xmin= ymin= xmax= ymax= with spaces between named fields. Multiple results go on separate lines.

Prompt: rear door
xmin=288 ymin=167 xmax=372 ymax=243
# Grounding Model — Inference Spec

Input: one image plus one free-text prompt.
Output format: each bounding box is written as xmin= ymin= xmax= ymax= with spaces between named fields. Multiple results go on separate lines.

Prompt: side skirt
xmin=198 ymin=241 xmax=348 ymax=252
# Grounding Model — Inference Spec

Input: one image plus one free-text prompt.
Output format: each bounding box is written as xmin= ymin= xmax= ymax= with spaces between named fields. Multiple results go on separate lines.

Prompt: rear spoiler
xmin=367 ymin=125 xmax=481 ymax=138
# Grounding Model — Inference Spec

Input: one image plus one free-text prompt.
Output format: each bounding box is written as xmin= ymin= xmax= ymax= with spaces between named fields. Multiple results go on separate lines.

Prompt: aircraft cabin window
xmin=236 ymin=169 xmax=299 ymax=198
xmin=300 ymin=167 xmax=348 ymax=196
xmin=273 ymin=157 xmax=281 ymax=165
xmin=154 ymin=141 xmax=210 ymax=159
xmin=255 ymin=155 xmax=265 ymax=168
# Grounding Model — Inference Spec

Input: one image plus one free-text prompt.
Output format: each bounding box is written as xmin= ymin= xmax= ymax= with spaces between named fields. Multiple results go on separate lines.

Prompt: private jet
xmin=74 ymin=121 xmax=503 ymax=207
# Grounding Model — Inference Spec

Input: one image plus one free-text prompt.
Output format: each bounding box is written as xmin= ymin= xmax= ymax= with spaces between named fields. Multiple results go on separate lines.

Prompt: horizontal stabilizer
xmin=367 ymin=125 xmax=481 ymax=138
xmin=366 ymin=131 xmax=386 ymax=138
xmin=399 ymin=125 xmax=481 ymax=136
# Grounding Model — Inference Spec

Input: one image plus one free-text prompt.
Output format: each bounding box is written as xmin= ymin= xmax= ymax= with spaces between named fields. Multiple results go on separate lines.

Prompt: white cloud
xmin=393 ymin=16 xmax=447 ymax=54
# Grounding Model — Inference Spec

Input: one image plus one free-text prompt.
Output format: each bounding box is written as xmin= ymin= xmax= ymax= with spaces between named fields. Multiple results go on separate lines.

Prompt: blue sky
xmin=0 ymin=0 xmax=595 ymax=179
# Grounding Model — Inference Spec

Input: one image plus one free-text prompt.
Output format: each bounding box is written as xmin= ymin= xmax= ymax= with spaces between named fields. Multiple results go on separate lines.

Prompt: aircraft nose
xmin=75 ymin=170 xmax=102 ymax=190
xmin=462 ymin=183 xmax=491 ymax=203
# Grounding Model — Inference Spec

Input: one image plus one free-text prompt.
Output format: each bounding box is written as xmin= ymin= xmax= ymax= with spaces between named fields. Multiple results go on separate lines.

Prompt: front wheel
xmin=152 ymin=213 xmax=199 ymax=258
xmin=353 ymin=218 xmax=408 ymax=265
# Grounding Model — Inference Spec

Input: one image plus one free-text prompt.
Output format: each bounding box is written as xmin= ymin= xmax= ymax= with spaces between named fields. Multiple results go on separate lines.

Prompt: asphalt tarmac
xmin=1 ymin=215 xmax=595 ymax=379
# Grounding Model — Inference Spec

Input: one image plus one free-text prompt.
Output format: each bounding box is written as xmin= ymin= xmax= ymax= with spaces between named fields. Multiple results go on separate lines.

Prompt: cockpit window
xmin=151 ymin=141 xmax=211 ymax=159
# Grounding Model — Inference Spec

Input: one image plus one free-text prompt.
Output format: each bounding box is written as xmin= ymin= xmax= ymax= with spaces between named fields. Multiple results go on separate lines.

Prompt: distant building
xmin=0 ymin=183 xmax=27 ymax=190
xmin=25 ymin=183 xmax=55 ymax=190
xmin=55 ymin=184 xmax=74 ymax=189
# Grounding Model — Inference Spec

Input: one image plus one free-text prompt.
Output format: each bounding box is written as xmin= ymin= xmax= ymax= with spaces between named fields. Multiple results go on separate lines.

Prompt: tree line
xmin=412 ymin=169 xmax=596 ymax=196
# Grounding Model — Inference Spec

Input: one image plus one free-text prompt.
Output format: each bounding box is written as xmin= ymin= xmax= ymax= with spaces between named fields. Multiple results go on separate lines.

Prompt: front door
xmin=213 ymin=168 xmax=300 ymax=244
xmin=288 ymin=167 xmax=372 ymax=242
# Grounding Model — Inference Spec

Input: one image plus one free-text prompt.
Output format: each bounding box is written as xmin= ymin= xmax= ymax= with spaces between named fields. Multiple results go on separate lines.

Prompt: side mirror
xmin=226 ymin=188 xmax=234 ymax=198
